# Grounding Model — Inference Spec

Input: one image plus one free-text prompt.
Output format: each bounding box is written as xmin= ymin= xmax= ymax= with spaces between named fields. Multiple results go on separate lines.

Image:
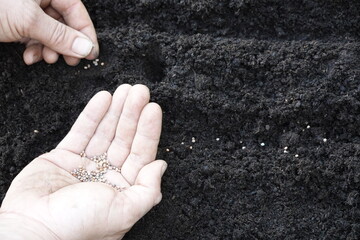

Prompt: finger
xmin=44 ymin=5 xmax=61 ymax=20
xmin=43 ymin=46 xmax=59 ymax=64
xmin=39 ymin=0 xmax=51 ymax=8
xmin=121 ymin=103 xmax=162 ymax=184
xmin=107 ymin=85 xmax=150 ymax=167
xmin=85 ymin=84 xmax=132 ymax=157
xmin=44 ymin=6 xmax=81 ymax=66
xmin=23 ymin=40 xmax=43 ymax=65
xmin=42 ymin=7 xmax=61 ymax=64
xmin=117 ymin=160 xmax=167 ymax=227
xmin=63 ymin=56 xmax=80 ymax=66
xmin=56 ymin=91 xmax=112 ymax=154
xmin=50 ymin=0 xmax=99 ymax=59
xmin=28 ymin=9 xmax=95 ymax=59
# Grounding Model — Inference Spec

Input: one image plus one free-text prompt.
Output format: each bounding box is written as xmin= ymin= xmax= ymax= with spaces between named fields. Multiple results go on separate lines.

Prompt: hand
xmin=0 ymin=84 xmax=167 ymax=240
xmin=0 ymin=0 xmax=99 ymax=65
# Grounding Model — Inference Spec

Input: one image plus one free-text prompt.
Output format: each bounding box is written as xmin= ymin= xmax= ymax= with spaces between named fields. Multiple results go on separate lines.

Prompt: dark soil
xmin=1 ymin=0 xmax=360 ymax=239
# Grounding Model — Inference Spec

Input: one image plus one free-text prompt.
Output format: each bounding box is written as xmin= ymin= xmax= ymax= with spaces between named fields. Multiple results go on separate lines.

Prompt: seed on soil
xmin=181 ymin=142 xmax=184 ymax=145
xmin=189 ymin=146 xmax=193 ymax=149
xmin=242 ymin=146 xmax=246 ymax=150
xmin=307 ymin=125 xmax=311 ymax=129
xmin=166 ymin=148 xmax=170 ymax=152
xmin=323 ymin=138 xmax=327 ymax=143
xmin=260 ymin=142 xmax=265 ymax=147
xmin=192 ymin=137 xmax=196 ymax=143
xmin=33 ymin=130 xmax=39 ymax=133
xmin=295 ymin=154 xmax=299 ymax=158
xmin=101 ymin=62 xmax=105 ymax=66
xmin=216 ymin=138 xmax=220 ymax=141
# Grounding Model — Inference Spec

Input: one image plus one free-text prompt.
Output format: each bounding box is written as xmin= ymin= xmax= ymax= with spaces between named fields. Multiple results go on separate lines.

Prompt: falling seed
xmin=216 ymin=138 xmax=220 ymax=141
xmin=260 ymin=142 xmax=265 ymax=147
xmin=284 ymin=150 xmax=289 ymax=153
xmin=95 ymin=59 xmax=99 ymax=62
xmin=33 ymin=130 xmax=39 ymax=133
xmin=323 ymin=138 xmax=327 ymax=143
xmin=295 ymin=154 xmax=299 ymax=158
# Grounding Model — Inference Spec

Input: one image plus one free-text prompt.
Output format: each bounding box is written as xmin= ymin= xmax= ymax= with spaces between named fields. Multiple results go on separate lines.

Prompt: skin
xmin=0 ymin=0 xmax=99 ymax=65
xmin=0 ymin=84 xmax=167 ymax=240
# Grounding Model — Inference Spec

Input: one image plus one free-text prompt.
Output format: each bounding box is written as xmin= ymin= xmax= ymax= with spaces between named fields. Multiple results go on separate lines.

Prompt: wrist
xmin=0 ymin=212 xmax=60 ymax=240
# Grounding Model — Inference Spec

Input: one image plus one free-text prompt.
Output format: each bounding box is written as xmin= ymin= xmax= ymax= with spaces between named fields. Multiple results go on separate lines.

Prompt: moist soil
xmin=1 ymin=1 xmax=360 ymax=239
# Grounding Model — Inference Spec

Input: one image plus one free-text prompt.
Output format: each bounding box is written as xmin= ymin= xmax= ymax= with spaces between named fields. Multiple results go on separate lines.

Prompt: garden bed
xmin=1 ymin=0 xmax=360 ymax=239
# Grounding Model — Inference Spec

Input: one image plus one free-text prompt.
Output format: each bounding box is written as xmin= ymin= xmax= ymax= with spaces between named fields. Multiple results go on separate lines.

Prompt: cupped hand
xmin=0 ymin=0 xmax=99 ymax=65
xmin=0 ymin=84 xmax=166 ymax=240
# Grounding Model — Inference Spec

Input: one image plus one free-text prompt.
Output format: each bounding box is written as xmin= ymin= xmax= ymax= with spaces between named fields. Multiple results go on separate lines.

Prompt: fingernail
xmin=32 ymin=54 xmax=40 ymax=63
xmin=161 ymin=162 xmax=168 ymax=176
xmin=72 ymin=37 xmax=94 ymax=57
xmin=92 ymin=48 xmax=99 ymax=58
xmin=26 ymin=54 xmax=39 ymax=65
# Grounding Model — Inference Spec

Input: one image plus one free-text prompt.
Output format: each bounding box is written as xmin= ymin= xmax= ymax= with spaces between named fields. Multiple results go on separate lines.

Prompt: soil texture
xmin=1 ymin=0 xmax=360 ymax=239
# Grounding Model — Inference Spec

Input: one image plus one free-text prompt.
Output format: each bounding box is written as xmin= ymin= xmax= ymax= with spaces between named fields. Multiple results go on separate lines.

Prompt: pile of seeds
xmin=71 ymin=152 xmax=125 ymax=191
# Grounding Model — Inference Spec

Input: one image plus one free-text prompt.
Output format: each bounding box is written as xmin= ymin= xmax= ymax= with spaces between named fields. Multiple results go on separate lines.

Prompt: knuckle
xmin=49 ymin=22 xmax=67 ymax=46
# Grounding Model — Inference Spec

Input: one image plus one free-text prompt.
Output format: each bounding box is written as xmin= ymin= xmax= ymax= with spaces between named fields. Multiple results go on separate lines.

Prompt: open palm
xmin=0 ymin=84 xmax=166 ymax=240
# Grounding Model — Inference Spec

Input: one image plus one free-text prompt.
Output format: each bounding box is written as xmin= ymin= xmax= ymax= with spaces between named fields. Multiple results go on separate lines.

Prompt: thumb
xmin=28 ymin=9 xmax=94 ymax=58
xmin=121 ymin=160 xmax=167 ymax=222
